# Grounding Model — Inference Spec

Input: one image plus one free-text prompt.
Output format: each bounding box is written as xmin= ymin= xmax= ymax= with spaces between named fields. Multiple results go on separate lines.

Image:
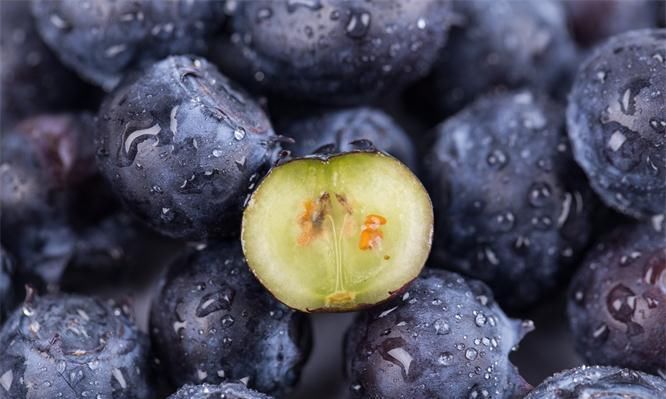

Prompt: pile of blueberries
xmin=1 ymin=0 xmax=665 ymax=398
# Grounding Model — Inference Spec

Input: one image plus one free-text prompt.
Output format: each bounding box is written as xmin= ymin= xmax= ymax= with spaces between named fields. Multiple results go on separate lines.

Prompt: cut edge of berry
xmin=241 ymin=151 xmax=433 ymax=312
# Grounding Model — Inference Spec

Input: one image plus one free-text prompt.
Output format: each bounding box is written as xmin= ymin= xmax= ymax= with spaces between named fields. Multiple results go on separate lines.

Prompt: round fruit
xmin=96 ymin=55 xmax=277 ymax=240
xmin=564 ymin=0 xmax=661 ymax=48
xmin=279 ymin=107 xmax=417 ymax=170
xmin=212 ymin=0 xmax=452 ymax=103
xmin=424 ymin=90 xmax=595 ymax=309
xmin=167 ymin=383 xmax=272 ymax=399
xmin=150 ymin=241 xmax=311 ymax=396
xmin=567 ymin=29 xmax=666 ymax=218
xmin=567 ymin=221 xmax=665 ymax=375
xmin=242 ymin=151 xmax=433 ymax=312
xmin=0 ymin=113 xmax=123 ymax=288
xmin=426 ymin=0 xmax=576 ymax=116
xmin=0 ymin=292 xmax=154 ymax=398
xmin=524 ymin=366 xmax=666 ymax=399
xmin=345 ymin=269 xmax=533 ymax=399
xmin=0 ymin=0 xmax=95 ymax=130
xmin=31 ymin=0 xmax=226 ymax=90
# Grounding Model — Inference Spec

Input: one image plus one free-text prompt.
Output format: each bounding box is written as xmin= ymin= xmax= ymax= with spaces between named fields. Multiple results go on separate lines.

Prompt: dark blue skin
xmin=278 ymin=107 xmax=417 ymax=171
xmin=424 ymin=90 xmax=596 ymax=309
xmin=150 ymin=241 xmax=311 ymax=397
xmin=96 ymin=55 xmax=278 ymax=241
xmin=0 ymin=293 xmax=154 ymax=398
xmin=0 ymin=113 xmax=126 ymax=288
xmin=563 ymin=0 xmax=661 ymax=48
xmin=568 ymin=220 xmax=666 ymax=376
xmin=0 ymin=1 xmax=97 ymax=131
xmin=212 ymin=0 xmax=452 ymax=104
xmin=425 ymin=0 xmax=577 ymax=117
xmin=167 ymin=383 xmax=273 ymax=399
xmin=567 ymin=29 xmax=666 ymax=219
xmin=31 ymin=0 xmax=226 ymax=91
xmin=0 ymin=247 xmax=15 ymax=325
xmin=345 ymin=269 xmax=533 ymax=399
xmin=524 ymin=366 xmax=666 ymax=399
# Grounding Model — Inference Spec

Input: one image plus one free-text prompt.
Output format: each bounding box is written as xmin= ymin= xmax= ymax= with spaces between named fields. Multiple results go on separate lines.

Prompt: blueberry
xmin=567 ymin=220 xmax=665 ymax=376
xmin=345 ymin=269 xmax=533 ymax=399
xmin=0 ymin=113 xmax=122 ymax=287
xmin=424 ymin=0 xmax=577 ymax=116
xmin=150 ymin=240 xmax=311 ymax=396
xmin=278 ymin=107 xmax=417 ymax=170
xmin=524 ymin=365 xmax=666 ymax=398
xmin=567 ymin=29 xmax=666 ymax=219
xmin=564 ymin=0 xmax=661 ymax=48
xmin=96 ymin=55 xmax=278 ymax=240
xmin=211 ymin=0 xmax=452 ymax=103
xmin=58 ymin=212 xmax=161 ymax=292
xmin=0 ymin=247 xmax=16 ymax=325
xmin=424 ymin=90 xmax=595 ymax=309
xmin=0 ymin=292 xmax=154 ymax=398
xmin=167 ymin=382 xmax=273 ymax=399
xmin=31 ymin=0 xmax=226 ymax=90
xmin=0 ymin=0 xmax=97 ymax=130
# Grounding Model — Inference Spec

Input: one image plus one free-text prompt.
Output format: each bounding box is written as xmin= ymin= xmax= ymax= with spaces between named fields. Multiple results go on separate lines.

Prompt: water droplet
xmin=0 ymin=370 xmax=13 ymax=392
xmin=346 ymin=9 xmax=371 ymax=39
xmin=233 ymin=128 xmax=246 ymax=140
xmin=437 ymin=352 xmax=454 ymax=366
xmin=528 ymin=182 xmax=552 ymax=207
xmin=491 ymin=211 xmax=514 ymax=232
xmin=221 ymin=314 xmax=235 ymax=328
xmin=104 ymin=44 xmax=127 ymax=58
xmin=474 ymin=313 xmax=487 ymax=327
xmin=256 ymin=7 xmax=273 ymax=21
xmin=286 ymin=0 xmax=322 ymax=12
xmin=486 ymin=149 xmax=508 ymax=169
xmin=591 ymin=323 xmax=609 ymax=343
xmin=434 ymin=319 xmax=450 ymax=335
xmin=195 ymin=286 xmax=235 ymax=318
xmin=378 ymin=337 xmax=413 ymax=377
xmin=531 ymin=215 xmax=552 ymax=230
xmin=607 ymin=130 xmax=626 ymax=152
xmin=123 ymin=123 xmax=161 ymax=158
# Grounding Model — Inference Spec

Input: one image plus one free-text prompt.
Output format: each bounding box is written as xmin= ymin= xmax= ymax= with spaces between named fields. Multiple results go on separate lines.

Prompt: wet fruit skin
xmin=0 ymin=0 xmax=97 ymax=131
xmin=212 ymin=0 xmax=452 ymax=104
xmin=58 ymin=212 xmax=159 ymax=291
xmin=563 ymin=0 xmax=661 ymax=48
xmin=96 ymin=55 xmax=278 ymax=240
xmin=167 ymin=382 xmax=273 ymax=399
xmin=150 ymin=240 xmax=311 ymax=397
xmin=0 ymin=247 xmax=16 ymax=325
xmin=0 ymin=293 xmax=154 ymax=398
xmin=278 ymin=107 xmax=417 ymax=171
xmin=524 ymin=365 xmax=666 ymax=399
xmin=0 ymin=113 xmax=127 ymax=288
xmin=567 ymin=221 xmax=666 ymax=376
xmin=566 ymin=29 xmax=666 ymax=219
xmin=345 ymin=269 xmax=533 ymax=399
xmin=425 ymin=0 xmax=577 ymax=117
xmin=424 ymin=90 xmax=595 ymax=309
xmin=31 ymin=0 xmax=226 ymax=91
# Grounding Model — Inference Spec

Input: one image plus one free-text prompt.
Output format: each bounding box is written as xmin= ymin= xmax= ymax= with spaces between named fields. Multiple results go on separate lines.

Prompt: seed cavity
xmin=359 ymin=214 xmax=387 ymax=250
xmin=297 ymin=192 xmax=331 ymax=246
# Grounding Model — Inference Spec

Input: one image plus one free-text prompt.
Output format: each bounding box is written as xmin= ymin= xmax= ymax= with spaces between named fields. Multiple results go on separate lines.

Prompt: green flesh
xmin=241 ymin=152 xmax=433 ymax=312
